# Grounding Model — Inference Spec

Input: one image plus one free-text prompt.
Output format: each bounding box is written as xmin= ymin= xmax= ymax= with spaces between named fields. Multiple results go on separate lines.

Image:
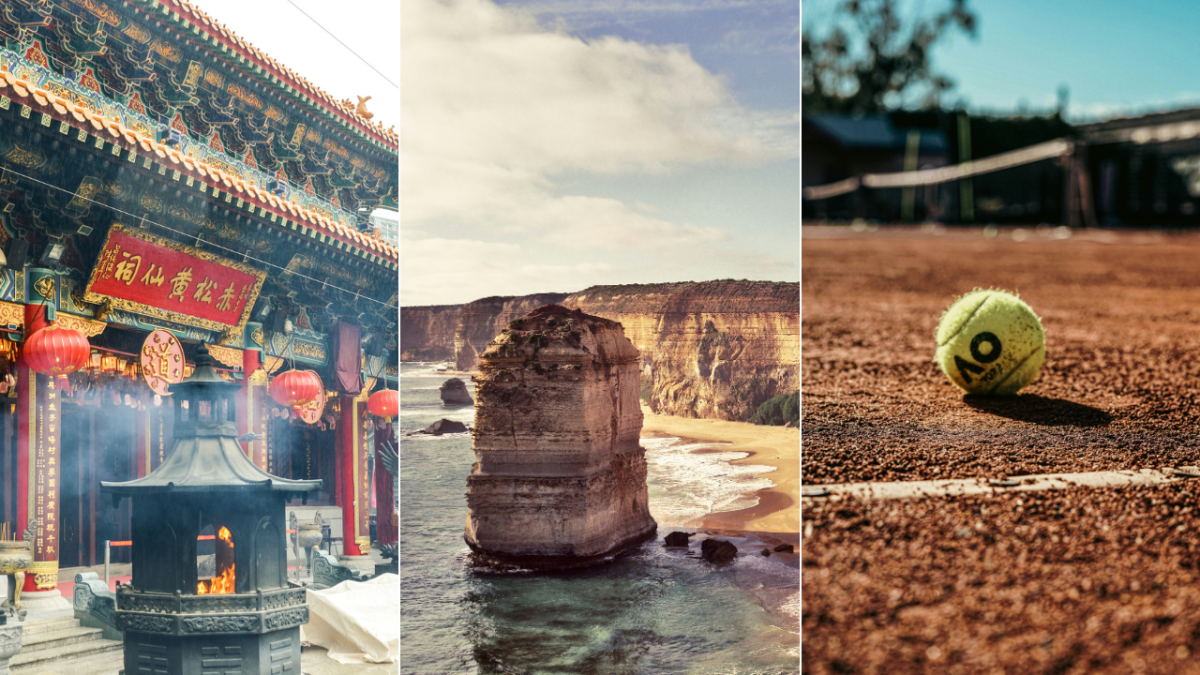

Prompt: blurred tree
xmin=803 ymin=0 xmax=977 ymax=114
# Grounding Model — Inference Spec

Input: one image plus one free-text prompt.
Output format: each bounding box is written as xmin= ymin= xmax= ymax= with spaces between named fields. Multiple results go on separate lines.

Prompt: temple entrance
xmin=0 ymin=402 xmax=18 ymax=541
xmin=269 ymin=417 xmax=337 ymax=506
xmin=59 ymin=402 xmax=137 ymax=567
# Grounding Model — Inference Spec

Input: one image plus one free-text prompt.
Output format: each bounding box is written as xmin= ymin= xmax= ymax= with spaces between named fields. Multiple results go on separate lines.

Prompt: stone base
xmin=465 ymin=523 xmax=657 ymax=570
xmin=18 ymin=589 xmax=71 ymax=612
xmin=335 ymin=555 xmax=375 ymax=577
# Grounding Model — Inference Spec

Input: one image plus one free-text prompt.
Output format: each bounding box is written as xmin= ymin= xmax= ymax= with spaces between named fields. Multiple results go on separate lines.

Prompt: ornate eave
xmin=0 ymin=1 xmax=397 ymax=221
xmin=0 ymin=64 xmax=398 ymax=265
xmin=146 ymin=0 xmax=396 ymax=150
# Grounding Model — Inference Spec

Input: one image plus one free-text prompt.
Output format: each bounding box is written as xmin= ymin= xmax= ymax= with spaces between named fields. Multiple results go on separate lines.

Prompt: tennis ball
xmin=934 ymin=289 xmax=1046 ymax=395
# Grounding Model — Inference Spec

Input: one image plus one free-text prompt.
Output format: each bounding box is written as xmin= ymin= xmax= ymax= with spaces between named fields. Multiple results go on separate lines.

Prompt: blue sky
xmin=803 ymin=0 xmax=1200 ymax=121
xmin=400 ymin=0 xmax=800 ymax=306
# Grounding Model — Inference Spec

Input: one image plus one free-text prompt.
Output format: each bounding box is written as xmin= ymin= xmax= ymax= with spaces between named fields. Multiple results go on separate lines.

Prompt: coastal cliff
xmin=400 ymin=281 xmax=798 ymax=421
xmin=400 ymin=305 xmax=462 ymax=362
xmin=563 ymin=281 xmax=799 ymax=421
xmin=453 ymin=294 xmax=569 ymax=371
xmin=464 ymin=305 xmax=656 ymax=565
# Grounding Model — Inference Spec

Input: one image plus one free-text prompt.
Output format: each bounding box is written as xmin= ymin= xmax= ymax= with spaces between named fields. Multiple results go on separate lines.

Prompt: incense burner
xmin=0 ymin=541 xmax=30 ymax=618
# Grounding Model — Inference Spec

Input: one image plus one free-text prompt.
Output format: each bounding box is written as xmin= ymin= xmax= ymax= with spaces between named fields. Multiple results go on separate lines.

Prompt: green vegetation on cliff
xmin=749 ymin=392 xmax=799 ymax=426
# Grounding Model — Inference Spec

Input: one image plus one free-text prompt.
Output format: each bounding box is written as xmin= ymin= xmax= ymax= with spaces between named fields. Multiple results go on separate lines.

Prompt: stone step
xmin=9 ymin=648 xmax=124 ymax=675
xmin=19 ymin=626 xmax=106 ymax=653
xmin=9 ymin=635 xmax=122 ymax=669
xmin=13 ymin=618 xmax=79 ymax=637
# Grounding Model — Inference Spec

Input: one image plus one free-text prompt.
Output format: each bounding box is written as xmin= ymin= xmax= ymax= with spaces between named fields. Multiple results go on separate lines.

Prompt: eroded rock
xmin=700 ymin=538 xmax=738 ymax=563
xmin=664 ymin=531 xmax=694 ymax=547
xmin=410 ymin=419 xmax=468 ymax=436
xmin=439 ymin=378 xmax=474 ymax=406
xmin=464 ymin=304 xmax=657 ymax=567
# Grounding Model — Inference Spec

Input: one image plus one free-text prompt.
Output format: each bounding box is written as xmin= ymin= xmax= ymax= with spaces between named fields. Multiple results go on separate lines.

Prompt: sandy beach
xmin=640 ymin=406 xmax=800 ymax=540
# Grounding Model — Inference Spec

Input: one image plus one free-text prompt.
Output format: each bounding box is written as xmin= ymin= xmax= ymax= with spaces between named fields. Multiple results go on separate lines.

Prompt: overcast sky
xmin=190 ymin=1 xmax=399 ymax=134
xmin=400 ymin=0 xmax=799 ymax=306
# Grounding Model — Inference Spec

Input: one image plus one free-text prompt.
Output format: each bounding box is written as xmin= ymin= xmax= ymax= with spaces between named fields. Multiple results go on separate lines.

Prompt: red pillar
xmin=239 ymin=350 xmax=270 ymax=470
xmin=18 ymin=304 xmax=60 ymax=592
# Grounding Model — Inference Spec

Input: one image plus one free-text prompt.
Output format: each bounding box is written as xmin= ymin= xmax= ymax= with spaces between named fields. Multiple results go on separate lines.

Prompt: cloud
xmin=400 ymin=0 xmax=794 ymax=303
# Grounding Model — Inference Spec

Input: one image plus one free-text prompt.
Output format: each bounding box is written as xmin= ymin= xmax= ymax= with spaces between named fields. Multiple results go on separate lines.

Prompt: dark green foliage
xmin=803 ymin=0 xmax=977 ymax=114
xmin=749 ymin=392 xmax=799 ymax=426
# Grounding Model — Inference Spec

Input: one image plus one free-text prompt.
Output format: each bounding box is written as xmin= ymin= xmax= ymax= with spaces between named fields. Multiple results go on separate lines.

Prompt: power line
xmin=283 ymin=0 xmax=398 ymax=90
xmin=0 ymin=164 xmax=398 ymax=309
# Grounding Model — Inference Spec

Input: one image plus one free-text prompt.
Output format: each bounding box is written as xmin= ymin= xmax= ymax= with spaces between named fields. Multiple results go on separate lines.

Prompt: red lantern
xmin=368 ymin=389 xmax=398 ymax=420
xmin=23 ymin=323 xmax=90 ymax=376
xmin=269 ymin=369 xmax=321 ymax=407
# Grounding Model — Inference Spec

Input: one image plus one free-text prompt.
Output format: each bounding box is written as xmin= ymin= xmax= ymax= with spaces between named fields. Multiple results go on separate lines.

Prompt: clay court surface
xmin=803 ymin=225 xmax=1200 ymax=674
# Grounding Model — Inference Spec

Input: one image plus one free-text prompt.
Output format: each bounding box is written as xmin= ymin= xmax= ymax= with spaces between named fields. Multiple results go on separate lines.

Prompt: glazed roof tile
xmin=149 ymin=0 xmax=397 ymax=151
xmin=0 ymin=69 xmax=398 ymax=262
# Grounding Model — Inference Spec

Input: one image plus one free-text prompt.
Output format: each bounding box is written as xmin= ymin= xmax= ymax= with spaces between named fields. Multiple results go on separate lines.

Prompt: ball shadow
xmin=962 ymin=394 xmax=1113 ymax=427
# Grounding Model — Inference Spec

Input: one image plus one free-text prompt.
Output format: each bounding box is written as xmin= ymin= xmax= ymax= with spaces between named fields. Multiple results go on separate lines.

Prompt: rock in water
xmin=464 ymin=304 xmax=657 ymax=567
xmin=422 ymin=419 xmax=468 ymax=435
xmin=773 ymin=543 xmax=795 ymax=554
xmin=700 ymin=538 xmax=738 ymax=563
xmin=664 ymin=531 xmax=694 ymax=547
xmin=439 ymin=378 xmax=474 ymax=405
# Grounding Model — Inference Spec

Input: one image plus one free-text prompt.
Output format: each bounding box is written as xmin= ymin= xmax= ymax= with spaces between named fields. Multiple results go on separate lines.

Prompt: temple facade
xmin=0 ymin=0 xmax=398 ymax=605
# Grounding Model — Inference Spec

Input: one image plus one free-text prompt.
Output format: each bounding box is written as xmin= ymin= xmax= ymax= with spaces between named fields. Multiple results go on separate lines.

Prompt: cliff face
xmin=399 ymin=305 xmax=461 ymax=362
xmin=453 ymin=293 xmax=569 ymax=371
xmin=563 ymin=281 xmax=799 ymax=421
xmin=464 ymin=305 xmax=656 ymax=565
xmin=400 ymin=280 xmax=799 ymax=420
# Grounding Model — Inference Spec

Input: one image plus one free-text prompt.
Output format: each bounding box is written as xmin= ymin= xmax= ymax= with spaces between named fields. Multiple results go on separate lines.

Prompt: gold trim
xmin=55 ymin=314 xmax=106 ymax=337
xmin=355 ymin=536 xmax=370 ymax=549
xmin=207 ymin=344 xmax=243 ymax=369
xmin=352 ymin=396 xmax=360 ymax=550
xmin=248 ymin=368 xmax=269 ymax=385
xmin=30 ymin=559 xmax=57 ymax=589
xmin=81 ymin=223 xmax=266 ymax=335
xmin=26 ymin=371 xmax=34 ymax=525
xmin=0 ymin=302 xmax=23 ymax=327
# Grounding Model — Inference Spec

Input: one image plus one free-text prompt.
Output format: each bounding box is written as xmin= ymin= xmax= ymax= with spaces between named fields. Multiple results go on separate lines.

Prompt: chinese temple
xmin=0 ymin=0 xmax=398 ymax=607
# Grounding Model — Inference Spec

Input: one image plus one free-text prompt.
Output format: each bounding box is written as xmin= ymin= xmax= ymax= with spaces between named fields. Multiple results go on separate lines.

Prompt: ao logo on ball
xmin=934 ymin=289 xmax=1046 ymax=396
xmin=954 ymin=331 xmax=1001 ymax=384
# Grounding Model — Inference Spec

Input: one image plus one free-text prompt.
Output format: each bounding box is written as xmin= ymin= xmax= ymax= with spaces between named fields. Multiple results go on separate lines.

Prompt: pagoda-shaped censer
xmin=101 ymin=344 xmax=320 ymax=675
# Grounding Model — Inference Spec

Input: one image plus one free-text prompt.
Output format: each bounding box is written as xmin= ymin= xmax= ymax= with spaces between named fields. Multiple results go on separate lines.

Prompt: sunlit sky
xmin=401 ymin=0 xmax=800 ymax=306
xmin=803 ymin=0 xmax=1200 ymax=121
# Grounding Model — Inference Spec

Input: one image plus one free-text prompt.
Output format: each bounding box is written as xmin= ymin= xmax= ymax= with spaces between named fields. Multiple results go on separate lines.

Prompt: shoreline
xmin=639 ymin=406 xmax=799 ymax=541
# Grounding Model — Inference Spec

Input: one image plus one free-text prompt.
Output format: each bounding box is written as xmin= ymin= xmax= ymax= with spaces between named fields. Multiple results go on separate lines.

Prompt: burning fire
xmin=197 ymin=527 xmax=235 ymax=595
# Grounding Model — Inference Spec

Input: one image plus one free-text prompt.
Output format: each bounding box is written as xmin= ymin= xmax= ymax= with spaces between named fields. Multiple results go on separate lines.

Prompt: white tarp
xmin=300 ymin=573 xmax=398 ymax=664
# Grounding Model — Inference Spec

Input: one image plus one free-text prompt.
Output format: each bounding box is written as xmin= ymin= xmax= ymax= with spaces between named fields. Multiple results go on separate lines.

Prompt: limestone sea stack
xmin=464 ymin=304 xmax=657 ymax=566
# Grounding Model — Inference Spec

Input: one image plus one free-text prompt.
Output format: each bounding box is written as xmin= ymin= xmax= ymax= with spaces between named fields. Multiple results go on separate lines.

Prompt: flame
xmin=197 ymin=527 xmax=235 ymax=594
xmin=197 ymin=563 xmax=235 ymax=595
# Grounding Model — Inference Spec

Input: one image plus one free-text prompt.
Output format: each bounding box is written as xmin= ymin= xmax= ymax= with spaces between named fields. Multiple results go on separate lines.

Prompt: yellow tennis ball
xmin=934 ymin=289 xmax=1046 ymax=395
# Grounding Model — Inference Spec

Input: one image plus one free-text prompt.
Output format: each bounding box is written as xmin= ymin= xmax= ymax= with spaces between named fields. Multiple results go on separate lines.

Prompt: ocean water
xmin=399 ymin=363 xmax=799 ymax=675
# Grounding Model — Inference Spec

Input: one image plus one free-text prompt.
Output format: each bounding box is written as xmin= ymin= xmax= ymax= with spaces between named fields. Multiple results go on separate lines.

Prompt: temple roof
xmin=140 ymin=0 xmax=397 ymax=150
xmin=0 ymin=68 xmax=397 ymax=262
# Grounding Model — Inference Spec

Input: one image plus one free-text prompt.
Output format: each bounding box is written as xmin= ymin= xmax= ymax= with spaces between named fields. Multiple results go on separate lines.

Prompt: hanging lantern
xmin=368 ymin=389 xmax=398 ymax=421
xmin=88 ymin=351 xmax=102 ymax=374
xmin=102 ymin=354 xmax=119 ymax=375
xmin=23 ymin=323 xmax=90 ymax=376
xmin=268 ymin=369 xmax=321 ymax=408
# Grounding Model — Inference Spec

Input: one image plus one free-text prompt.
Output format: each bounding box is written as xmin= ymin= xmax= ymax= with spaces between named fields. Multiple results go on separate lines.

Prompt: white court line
xmin=802 ymin=468 xmax=1192 ymax=501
